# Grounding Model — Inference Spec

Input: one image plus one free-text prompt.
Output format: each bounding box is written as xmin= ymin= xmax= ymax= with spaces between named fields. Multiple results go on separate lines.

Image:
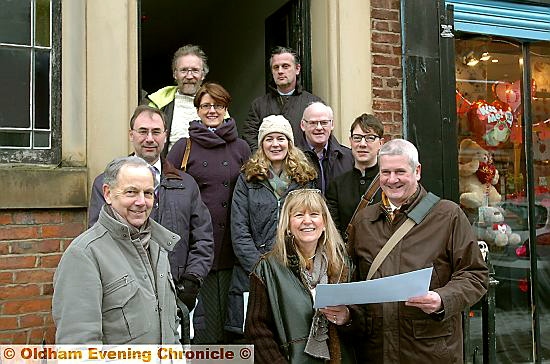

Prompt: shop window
xmin=0 ymin=0 xmax=60 ymax=164
xmin=456 ymin=35 xmax=550 ymax=361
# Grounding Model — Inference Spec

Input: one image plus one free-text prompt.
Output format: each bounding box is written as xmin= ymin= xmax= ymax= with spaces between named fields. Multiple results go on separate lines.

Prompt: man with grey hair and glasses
xmin=300 ymin=101 xmax=353 ymax=194
xmin=53 ymin=156 xmax=181 ymax=344
xmin=243 ymin=46 xmax=323 ymax=151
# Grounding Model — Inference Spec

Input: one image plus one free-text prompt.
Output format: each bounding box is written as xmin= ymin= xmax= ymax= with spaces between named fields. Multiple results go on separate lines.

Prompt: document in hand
xmin=313 ymin=267 xmax=433 ymax=308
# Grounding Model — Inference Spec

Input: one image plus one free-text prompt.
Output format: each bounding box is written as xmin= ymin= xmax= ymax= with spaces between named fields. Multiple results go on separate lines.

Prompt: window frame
xmin=0 ymin=0 xmax=61 ymax=164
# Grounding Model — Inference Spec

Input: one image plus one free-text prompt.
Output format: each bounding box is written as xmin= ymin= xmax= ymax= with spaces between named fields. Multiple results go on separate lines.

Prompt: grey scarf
xmin=105 ymin=205 xmax=152 ymax=250
xmin=268 ymin=166 xmax=291 ymax=199
xmin=303 ymin=250 xmax=330 ymax=360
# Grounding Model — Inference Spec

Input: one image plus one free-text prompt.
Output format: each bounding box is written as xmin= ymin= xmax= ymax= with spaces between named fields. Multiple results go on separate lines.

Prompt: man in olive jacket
xmin=348 ymin=139 xmax=488 ymax=363
xmin=53 ymin=156 xmax=181 ymax=344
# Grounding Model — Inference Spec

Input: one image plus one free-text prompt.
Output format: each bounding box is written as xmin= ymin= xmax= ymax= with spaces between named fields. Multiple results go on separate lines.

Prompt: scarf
xmin=268 ymin=167 xmax=291 ymax=199
xmin=303 ymin=246 xmax=330 ymax=360
xmin=105 ymin=205 xmax=152 ymax=251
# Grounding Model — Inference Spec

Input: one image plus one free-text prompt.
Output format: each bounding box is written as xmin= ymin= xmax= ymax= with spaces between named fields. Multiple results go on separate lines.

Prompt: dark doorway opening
xmin=139 ymin=0 xmax=311 ymax=132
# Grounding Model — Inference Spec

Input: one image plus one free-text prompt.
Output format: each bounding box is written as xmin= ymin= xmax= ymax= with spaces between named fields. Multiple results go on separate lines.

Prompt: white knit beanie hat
xmin=257 ymin=115 xmax=294 ymax=146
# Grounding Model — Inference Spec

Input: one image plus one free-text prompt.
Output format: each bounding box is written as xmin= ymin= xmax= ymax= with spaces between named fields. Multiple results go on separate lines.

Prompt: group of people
xmin=52 ymin=44 xmax=488 ymax=363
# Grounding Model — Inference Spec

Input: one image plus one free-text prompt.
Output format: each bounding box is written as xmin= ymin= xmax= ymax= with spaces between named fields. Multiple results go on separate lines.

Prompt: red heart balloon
xmin=493 ymin=80 xmax=521 ymax=112
xmin=476 ymin=161 xmax=497 ymax=184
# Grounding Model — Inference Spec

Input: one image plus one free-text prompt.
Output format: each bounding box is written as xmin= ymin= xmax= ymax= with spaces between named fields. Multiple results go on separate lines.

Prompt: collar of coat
xmin=97 ymin=204 xmax=180 ymax=252
xmin=267 ymin=81 xmax=305 ymax=96
xmin=301 ymin=134 xmax=351 ymax=159
xmin=368 ymin=185 xmax=425 ymax=222
xmin=128 ymin=153 xmax=184 ymax=181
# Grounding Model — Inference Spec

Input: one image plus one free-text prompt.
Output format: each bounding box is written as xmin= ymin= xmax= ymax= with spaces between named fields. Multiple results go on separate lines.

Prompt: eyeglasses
xmin=351 ymin=134 xmax=381 ymax=143
xmin=132 ymin=128 xmax=165 ymax=137
xmin=287 ymin=188 xmax=322 ymax=197
xmin=199 ymin=104 xmax=226 ymax=111
xmin=177 ymin=68 xmax=202 ymax=76
xmin=303 ymin=119 xmax=332 ymax=128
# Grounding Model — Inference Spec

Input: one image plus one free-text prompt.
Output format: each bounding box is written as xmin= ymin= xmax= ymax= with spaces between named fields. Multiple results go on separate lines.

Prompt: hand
xmin=176 ymin=275 xmax=200 ymax=311
xmin=319 ymin=305 xmax=350 ymax=326
xmin=405 ymin=291 xmax=442 ymax=314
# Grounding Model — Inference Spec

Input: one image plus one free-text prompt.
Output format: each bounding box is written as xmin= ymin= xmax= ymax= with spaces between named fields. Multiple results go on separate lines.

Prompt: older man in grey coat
xmin=53 ymin=156 xmax=181 ymax=344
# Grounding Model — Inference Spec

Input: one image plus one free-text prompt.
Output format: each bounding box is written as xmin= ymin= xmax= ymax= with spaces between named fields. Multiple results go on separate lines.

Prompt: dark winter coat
xmin=243 ymin=84 xmax=323 ymax=151
xmin=167 ymin=118 xmax=251 ymax=271
xmin=302 ymin=135 xmax=354 ymax=193
xmin=326 ymin=165 xmax=381 ymax=235
xmin=88 ymin=159 xmax=214 ymax=285
xmin=226 ymin=174 xmax=314 ymax=334
xmin=349 ymin=186 xmax=488 ymax=363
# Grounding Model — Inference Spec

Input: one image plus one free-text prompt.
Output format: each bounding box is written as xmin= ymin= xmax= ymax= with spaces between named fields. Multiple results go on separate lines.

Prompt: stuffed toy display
xmin=458 ymin=138 xmax=502 ymax=208
xmin=476 ymin=206 xmax=522 ymax=247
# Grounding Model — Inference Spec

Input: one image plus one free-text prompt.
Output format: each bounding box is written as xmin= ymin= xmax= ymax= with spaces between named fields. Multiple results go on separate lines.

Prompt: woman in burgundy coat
xmin=167 ymin=82 xmax=250 ymax=343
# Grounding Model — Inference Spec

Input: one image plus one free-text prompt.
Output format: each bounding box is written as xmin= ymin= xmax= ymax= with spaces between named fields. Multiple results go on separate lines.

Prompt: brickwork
xmin=371 ymin=0 xmax=403 ymax=138
xmin=0 ymin=209 xmax=86 ymax=344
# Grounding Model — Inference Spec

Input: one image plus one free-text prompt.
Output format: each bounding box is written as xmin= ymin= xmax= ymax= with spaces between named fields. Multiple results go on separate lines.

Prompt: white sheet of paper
xmin=242 ymin=291 xmax=249 ymax=332
xmin=313 ymin=267 xmax=433 ymax=308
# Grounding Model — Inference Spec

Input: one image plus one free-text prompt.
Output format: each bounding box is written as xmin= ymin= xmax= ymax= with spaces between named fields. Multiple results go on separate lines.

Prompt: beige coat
xmin=53 ymin=206 xmax=181 ymax=344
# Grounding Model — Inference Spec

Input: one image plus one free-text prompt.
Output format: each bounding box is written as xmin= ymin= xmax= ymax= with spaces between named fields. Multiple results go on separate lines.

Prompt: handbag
xmin=180 ymin=138 xmax=192 ymax=172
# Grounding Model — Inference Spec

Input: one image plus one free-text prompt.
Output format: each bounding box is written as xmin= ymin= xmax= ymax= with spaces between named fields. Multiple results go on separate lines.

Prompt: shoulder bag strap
xmin=345 ymin=173 xmax=380 ymax=239
xmin=366 ymin=192 xmax=441 ymax=280
xmin=180 ymin=138 xmax=191 ymax=172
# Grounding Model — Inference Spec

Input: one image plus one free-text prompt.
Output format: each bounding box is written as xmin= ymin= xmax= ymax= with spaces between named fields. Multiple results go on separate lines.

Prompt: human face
xmin=271 ymin=53 xmax=301 ymax=94
xmin=379 ymin=154 xmax=421 ymax=207
xmin=130 ymin=111 xmax=166 ymax=164
xmin=262 ymin=132 xmax=289 ymax=165
xmin=289 ymin=208 xmax=325 ymax=255
xmin=103 ymin=165 xmax=155 ymax=228
xmin=173 ymin=54 xmax=205 ymax=96
xmin=301 ymin=106 xmax=334 ymax=150
xmin=197 ymin=94 xmax=226 ymax=128
xmin=349 ymin=125 xmax=383 ymax=170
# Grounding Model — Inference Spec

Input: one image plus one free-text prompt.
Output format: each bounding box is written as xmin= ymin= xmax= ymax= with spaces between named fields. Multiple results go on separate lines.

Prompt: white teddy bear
xmin=477 ymin=206 xmax=521 ymax=247
xmin=458 ymin=138 xmax=502 ymax=208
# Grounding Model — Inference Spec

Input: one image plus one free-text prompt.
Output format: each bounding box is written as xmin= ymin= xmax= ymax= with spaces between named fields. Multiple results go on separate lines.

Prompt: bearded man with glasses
xmin=326 ymin=113 xmax=385 ymax=235
xmin=299 ymin=102 xmax=354 ymax=194
xmin=146 ymin=44 xmax=227 ymax=155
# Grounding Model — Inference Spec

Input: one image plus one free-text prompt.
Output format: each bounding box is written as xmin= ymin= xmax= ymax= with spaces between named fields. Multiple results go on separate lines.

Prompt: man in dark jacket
xmin=346 ymin=139 xmax=488 ymax=363
xmin=88 ymin=105 xmax=214 ymax=343
xmin=300 ymin=101 xmax=354 ymax=193
xmin=242 ymin=46 xmax=323 ymax=151
xmin=326 ymin=113 xmax=384 ymax=234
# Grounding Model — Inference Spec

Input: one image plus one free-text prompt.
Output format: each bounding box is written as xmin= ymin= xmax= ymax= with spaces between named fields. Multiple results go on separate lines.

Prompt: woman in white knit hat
xmin=226 ymin=114 xmax=317 ymax=339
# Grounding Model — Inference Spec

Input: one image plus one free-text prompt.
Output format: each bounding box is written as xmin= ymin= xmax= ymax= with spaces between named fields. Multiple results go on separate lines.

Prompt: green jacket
xmin=248 ymin=254 xmax=356 ymax=363
xmin=53 ymin=206 xmax=181 ymax=344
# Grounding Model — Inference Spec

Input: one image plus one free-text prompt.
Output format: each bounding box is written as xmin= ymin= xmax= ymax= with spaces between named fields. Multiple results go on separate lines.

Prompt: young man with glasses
xmin=243 ymin=46 xmax=324 ymax=151
xmin=147 ymin=44 xmax=225 ymax=154
xmin=300 ymin=102 xmax=354 ymax=194
xmin=326 ymin=113 xmax=384 ymax=234
xmin=88 ymin=105 xmax=214 ymax=344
